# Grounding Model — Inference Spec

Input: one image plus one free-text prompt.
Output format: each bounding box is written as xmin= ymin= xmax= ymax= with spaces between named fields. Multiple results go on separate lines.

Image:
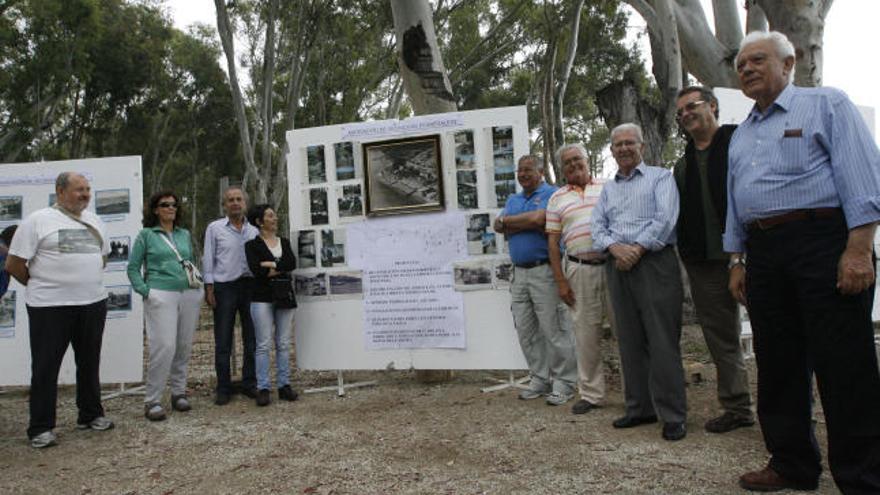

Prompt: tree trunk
xmin=596 ymin=78 xmax=668 ymax=167
xmin=755 ymin=0 xmax=832 ymax=87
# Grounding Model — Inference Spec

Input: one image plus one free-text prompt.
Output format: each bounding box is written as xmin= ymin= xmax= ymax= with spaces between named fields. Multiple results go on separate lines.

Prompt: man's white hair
xmin=739 ymin=30 xmax=796 ymax=83
xmin=610 ymin=123 xmax=644 ymax=143
xmin=554 ymin=143 xmax=588 ymax=169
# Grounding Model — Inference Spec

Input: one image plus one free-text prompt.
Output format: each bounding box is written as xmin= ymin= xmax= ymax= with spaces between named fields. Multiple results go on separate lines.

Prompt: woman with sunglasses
xmin=127 ymin=191 xmax=203 ymax=421
xmin=244 ymin=204 xmax=298 ymax=406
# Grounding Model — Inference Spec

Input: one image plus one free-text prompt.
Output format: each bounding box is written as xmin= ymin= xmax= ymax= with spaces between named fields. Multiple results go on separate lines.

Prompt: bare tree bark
xmin=745 ymin=0 xmax=768 ymax=32
xmin=551 ymin=0 xmax=585 ymax=160
xmin=755 ymin=0 xmax=832 ymax=87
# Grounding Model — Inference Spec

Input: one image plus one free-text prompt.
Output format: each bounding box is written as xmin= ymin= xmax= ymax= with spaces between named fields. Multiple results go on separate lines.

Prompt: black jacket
xmin=245 ymin=236 xmax=296 ymax=305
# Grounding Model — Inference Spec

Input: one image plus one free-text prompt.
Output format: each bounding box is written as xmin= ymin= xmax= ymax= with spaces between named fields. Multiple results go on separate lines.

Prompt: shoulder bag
xmin=158 ymin=231 xmax=203 ymax=289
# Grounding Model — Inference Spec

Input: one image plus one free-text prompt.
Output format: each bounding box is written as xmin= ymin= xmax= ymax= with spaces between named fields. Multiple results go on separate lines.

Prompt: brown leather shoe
xmin=738 ymin=466 xmax=818 ymax=492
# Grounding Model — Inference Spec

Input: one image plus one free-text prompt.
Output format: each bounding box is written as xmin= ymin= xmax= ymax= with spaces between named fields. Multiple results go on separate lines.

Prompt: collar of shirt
xmin=746 ymin=83 xmax=794 ymax=122
xmin=224 ymin=216 xmax=254 ymax=232
xmin=614 ymin=162 xmax=647 ymax=182
xmin=522 ymin=181 xmax=551 ymax=200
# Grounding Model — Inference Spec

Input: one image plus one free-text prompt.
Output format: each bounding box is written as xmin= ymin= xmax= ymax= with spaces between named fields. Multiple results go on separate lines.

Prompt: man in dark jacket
xmin=673 ymin=86 xmax=754 ymax=434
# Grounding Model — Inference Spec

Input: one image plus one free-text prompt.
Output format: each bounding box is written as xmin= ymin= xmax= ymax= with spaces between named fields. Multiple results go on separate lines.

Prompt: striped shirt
xmin=591 ymin=163 xmax=679 ymax=252
xmin=545 ymin=180 xmax=604 ymax=256
xmin=724 ymin=84 xmax=880 ymax=252
xmin=202 ymin=217 xmax=259 ymax=284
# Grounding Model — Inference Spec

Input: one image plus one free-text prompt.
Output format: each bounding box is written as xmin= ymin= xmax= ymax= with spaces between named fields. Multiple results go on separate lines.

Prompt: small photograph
xmin=456 ymin=170 xmax=478 ymax=209
xmin=107 ymin=236 xmax=130 ymax=264
xmin=106 ymin=285 xmax=132 ymax=312
xmin=495 ymin=261 xmax=513 ymax=287
xmin=337 ymin=184 xmax=363 ymax=218
xmin=329 ymin=271 xmax=363 ymax=296
xmin=334 ymin=142 xmax=357 ymax=181
xmin=95 ymin=189 xmax=130 ymax=216
xmin=48 ymin=193 xmax=56 ymax=206
xmin=297 ymin=230 xmax=316 ymax=268
xmin=307 ymin=145 xmax=326 ymax=184
xmin=308 ymin=188 xmax=329 ymax=225
xmin=0 ymin=196 xmax=23 ymax=221
xmin=59 ymin=229 xmax=101 ymax=254
xmin=295 ymin=273 xmax=328 ymax=297
xmin=466 ymin=213 xmax=494 ymax=255
xmin=453 ymin=260 xmax=493 ymax=291
xmin=494 ymin=179 xmax=517 ymax=208
xmin=0 ymin=291 xmax=16 ymax=337
xmin=321 ymin=228 xmax=346 ymax=267
xmin=454 ymin=130 xmax=475 ymax=169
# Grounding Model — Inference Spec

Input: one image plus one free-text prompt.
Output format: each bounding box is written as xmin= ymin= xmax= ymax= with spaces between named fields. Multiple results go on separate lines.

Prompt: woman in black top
xmin=244 ymin=204 xmax=298 ymax=406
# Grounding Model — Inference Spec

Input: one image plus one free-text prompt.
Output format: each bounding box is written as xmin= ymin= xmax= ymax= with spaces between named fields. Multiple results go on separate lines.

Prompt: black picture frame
xmin=363 ymin=135 xmax=444 ymax=217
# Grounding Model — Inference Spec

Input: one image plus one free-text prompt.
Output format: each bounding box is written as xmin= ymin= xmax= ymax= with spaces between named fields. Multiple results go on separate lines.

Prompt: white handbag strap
xmin=158 ymin=231 xmax=184 ymax=262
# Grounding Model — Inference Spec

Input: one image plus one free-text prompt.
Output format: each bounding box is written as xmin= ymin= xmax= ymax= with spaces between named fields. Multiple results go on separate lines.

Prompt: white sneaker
xmin=76 ymin=416 xmax=114 ymax=431
xmin=545 ymin=391 xmax=573 ymax=406
xmin=518 ymin=387 xmax=549 ymax=400
xmin=30 ymin=430 xmax=57 ymax=449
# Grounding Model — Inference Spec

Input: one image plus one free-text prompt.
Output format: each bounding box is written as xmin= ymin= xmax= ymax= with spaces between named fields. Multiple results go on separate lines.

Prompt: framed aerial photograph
xmin=363 ymin=135 xmax=444 ymax=217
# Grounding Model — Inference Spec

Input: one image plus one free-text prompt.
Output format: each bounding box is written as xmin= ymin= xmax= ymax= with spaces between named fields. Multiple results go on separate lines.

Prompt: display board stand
xmin=303 ymin=370 xmax=378 ymax=397
xmin=480 ymin=371 xmax=530 ymax=394
xmin=101 ymin=383 xmax=146 ymax=401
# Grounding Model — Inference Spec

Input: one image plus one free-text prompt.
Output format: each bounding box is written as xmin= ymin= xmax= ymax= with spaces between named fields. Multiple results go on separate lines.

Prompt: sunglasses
xmin=675 ymin=100 xmax=706 ymax=120
xmin=158 ymin=202 xmax=178 ymax=209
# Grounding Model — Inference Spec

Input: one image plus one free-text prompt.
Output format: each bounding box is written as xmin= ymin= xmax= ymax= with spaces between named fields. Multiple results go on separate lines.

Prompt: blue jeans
xmin=212 ymin=278 xmax=256 ymax=394
xmin=250 ymin=302 xmax=294 ymax=391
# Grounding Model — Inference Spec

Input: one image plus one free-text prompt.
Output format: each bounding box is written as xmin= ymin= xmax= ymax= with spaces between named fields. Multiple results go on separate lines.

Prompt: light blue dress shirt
xmin=202 ymin=217 xmax=259 ymax=284
xmin=723 ymin=84 xmax=880 ymax=253
xmin=591 ymin=163 xmax=679 ymax=252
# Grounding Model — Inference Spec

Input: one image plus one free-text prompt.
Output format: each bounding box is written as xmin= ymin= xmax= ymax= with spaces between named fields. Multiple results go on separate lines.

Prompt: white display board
xmin=0 ymin=157 xmax=144 ymax=385
xmin=287 ymin=107 xmax=530 ymax=370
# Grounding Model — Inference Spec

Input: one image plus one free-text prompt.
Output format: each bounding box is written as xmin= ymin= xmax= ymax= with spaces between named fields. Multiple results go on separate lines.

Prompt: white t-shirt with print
xmin=9 ymin=207 xmax=110 ymax=307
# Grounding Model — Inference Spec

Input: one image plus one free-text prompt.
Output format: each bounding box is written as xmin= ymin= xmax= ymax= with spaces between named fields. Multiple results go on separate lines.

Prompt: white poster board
xmin=0 ymin=157 xmax=144 ymax=385
xmin=287 ymin=107 xmax=530 ymax=370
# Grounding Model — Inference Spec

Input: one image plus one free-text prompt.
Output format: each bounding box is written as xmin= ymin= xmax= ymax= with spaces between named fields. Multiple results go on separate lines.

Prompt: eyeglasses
xmin=675 ymin=100 xmax=706 ymax=120
xmin=158 ymin=202 xmax=178 ymax=209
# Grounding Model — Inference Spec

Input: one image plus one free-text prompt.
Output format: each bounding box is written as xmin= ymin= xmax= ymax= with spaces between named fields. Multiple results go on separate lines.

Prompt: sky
xmin=164 ymin=0 xmax=879 ymax=131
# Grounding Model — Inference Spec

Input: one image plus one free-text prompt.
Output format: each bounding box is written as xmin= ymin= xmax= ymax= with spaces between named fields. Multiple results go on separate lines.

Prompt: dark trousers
xmin=212 ymin=278 xmax=256 ymax=394
xmin=26 ymin=299 xmax=107 ymax=439
xmin=746 ymin=213 xmax=880 ymax=493
xmin=606 ymin=246 xmax=687 ymax=423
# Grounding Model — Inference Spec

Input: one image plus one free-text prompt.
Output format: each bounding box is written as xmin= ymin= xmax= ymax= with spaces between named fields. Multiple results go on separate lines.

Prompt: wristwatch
xmin=727 ymin=256 xmax=746 ymax=270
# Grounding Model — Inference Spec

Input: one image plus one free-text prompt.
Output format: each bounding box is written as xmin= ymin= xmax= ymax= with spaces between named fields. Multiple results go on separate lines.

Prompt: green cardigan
xmin=127 ymin=226 xmax=196 ymax=297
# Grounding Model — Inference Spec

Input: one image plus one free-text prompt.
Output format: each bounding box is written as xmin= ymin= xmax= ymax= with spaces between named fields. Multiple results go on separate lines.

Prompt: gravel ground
xmin=0 ymin=320 xmax=842 ymax=495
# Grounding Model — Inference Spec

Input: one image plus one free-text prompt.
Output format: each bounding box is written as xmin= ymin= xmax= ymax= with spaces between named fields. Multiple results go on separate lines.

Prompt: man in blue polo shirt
xmin=494 ymin=155 xmax=577 ymax=405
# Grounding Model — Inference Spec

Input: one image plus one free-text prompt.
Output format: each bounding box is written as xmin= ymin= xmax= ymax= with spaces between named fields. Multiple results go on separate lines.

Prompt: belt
xmin=514 ymin=259 xmax=549 ymax=269
xmin=746 ymin=208 xmax=841 ymax=232
xmin=567 ymin=255 xmax=606 ymax=266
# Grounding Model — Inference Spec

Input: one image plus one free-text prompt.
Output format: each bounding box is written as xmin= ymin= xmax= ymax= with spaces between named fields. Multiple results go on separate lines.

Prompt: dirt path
xmin=0 ymin=325 xmax=840 ymax=494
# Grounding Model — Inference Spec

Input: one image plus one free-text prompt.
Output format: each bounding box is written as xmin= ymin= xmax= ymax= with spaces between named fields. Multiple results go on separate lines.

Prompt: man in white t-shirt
xmin=6 ymin=172 xmax=114 ymax=449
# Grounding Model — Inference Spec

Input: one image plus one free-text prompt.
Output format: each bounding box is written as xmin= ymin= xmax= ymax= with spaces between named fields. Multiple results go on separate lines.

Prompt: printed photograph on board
xmin=337 ymin=184 xmax=363 ymax=218
xmin=329 ymin=271 xmax=363 ymax=296
xmin=307 ymin=145 xmax=326 ymax=184
xmin=0 ymin=196 xmax=23 ymax=221
xmin=95 ymin=189 xmax=130 ymax=216
xmin=453 ymin=130 xmax=475 ymax=169
xmin=0 ymin=291 xmax=16 ymax=338
xmin=453 ymin=260 xmax=493 ymax=291
xmin=297 ymin=230 xmax=316 ymax=268
xmin=308 ymin=188 xmax=329 ymax=225
xmin=106 ymin=285 xmax=132 ymax=312
xmin=492 ymin=126 xmax=516 ymax=207
xmin=334 ymin=142 xmax=357 ymax=181
xmin=295 ymin=273 xmax=328 ymax=297
xmin=456 ymin=170 xmax=478 ymax=209
xmin=321 ymin=228 xmax=346 ymax=267
xmin=48 ymin=193 xmax=56 ymax=206
xmin=466 ymin=213 xmax=496 ymax=255
xmin=107 ymin=236 xmax=130 ymax=264
xmin=495 ymin=261 xmax=513 ymax=287
xmin=363 ymin=135 xmax=444 ymax=216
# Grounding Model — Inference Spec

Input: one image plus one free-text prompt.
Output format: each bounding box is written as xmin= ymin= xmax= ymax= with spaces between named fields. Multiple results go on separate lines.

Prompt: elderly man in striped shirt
xmin=592 ymin=123 xmax=687 ymax=442
xmin=726 ymin=31 xmax=880 ymax=493
xmin=546 ymin=143 xmax=611 ymax=415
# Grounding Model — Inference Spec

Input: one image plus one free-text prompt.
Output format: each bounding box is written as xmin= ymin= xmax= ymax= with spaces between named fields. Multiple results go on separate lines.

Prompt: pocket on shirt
xmin=777 ymin=136 xmax=808 ymax=174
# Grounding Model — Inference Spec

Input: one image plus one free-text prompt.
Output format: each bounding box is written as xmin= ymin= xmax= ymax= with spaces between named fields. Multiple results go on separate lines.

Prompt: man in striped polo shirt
xmin=592 ymin=123 xmax=687 ymax=441
xmin=494 ymin=155 xmax=577 ymax=405
xmin=546 ymin=143 xmax=612 ymax=415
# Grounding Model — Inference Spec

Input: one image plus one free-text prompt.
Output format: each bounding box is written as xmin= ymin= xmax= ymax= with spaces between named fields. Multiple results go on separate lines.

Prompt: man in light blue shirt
xmin=591 ymin=123 xmax=687 ymax=441
xmin=727 ymin=31 xmax=880 ymax=493
xmin=203 ymin=186 xmax=259 ymax=405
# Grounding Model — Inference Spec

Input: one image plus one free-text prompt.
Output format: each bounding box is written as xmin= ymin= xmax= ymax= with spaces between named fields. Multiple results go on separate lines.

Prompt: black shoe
xmin=704 ymin=411 xmax=755 ymax=433
xmin=571 ymin=399 xmax=597 ymax=415
xmin=256 ymin=389 xmax=271 ymax=407
xmin=662 ymin=422 xmax=687 ymax=441
xmin=278 ymin=385 xmax=299 ymax=402
xmin=240 ymin=386 xmax=258 ymax=399
xmin=612 ymin=414 xmax=658 ymax=429
xmin=214 ymin=392 xmax=231 ymax=406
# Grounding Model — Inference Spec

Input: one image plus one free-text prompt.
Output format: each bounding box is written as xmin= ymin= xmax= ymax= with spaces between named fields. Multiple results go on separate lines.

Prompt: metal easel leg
xmin=481 ymin=370 xmax=530 ymax=393
xmin=101 ymin=382 xmax=146 ymax=401
xmin=304 ymin=370 xmax=378 ymax=397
